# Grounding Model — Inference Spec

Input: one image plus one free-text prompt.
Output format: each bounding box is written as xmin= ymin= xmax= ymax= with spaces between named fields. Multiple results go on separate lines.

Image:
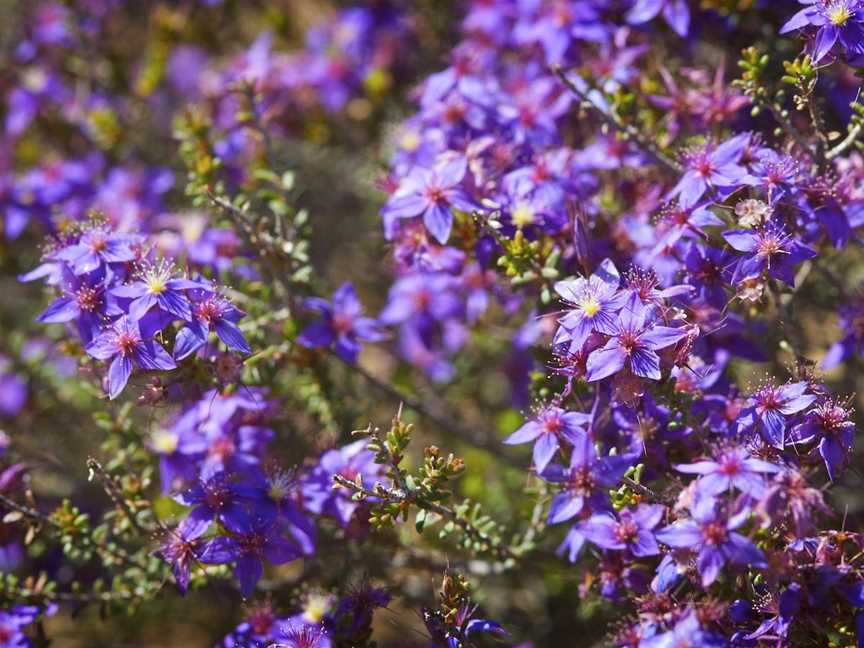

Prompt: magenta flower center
xmin=615 ymin=519 xmax=639 ymax=544
xmin=702 ymin=521 xmax=727 ymax=546
xmin=195 ymin=298 xmax=224 ymax=325
xmin=88 ymin=235 xmax=107 ymax=253
xmin=570 ymin=467 xmax=594 ymax=493
xmin=75 ymin=286 xmax=100 ymax=312
xmin=718 ymin=456 xmax=742 ymax=476
xmin=333 ymin=312 xmax=354 ymax=334
xmin=115 ymin=330 xmax=140 ymax=356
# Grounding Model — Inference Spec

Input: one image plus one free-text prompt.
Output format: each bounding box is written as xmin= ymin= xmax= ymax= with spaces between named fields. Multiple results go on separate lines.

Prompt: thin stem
xmin=552 ymin=65 xmax=682 ymax=175
xmin=763 ymin=100 xmax=818 ymax=159
xmin=622 ymin=477 xmax=671 ymax=505
xmin=86 ymin=457 xmax=151 ymax=535
xmin=0 ymin=493 xmax=149 ymax=572
xmin=333 ymin=475 xmax=517 ymax=562
xmin=827 ymin=122 xmax=863 ymax=160
xmin=333 ymin=351 xmax=522 ymax=469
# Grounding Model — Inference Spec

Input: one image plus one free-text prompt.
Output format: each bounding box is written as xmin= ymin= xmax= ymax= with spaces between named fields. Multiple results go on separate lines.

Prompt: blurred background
xmin=1 ymin=1 xmax=863 ymax=646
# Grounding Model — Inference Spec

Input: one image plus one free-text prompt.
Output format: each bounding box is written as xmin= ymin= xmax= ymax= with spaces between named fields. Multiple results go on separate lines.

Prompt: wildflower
xmin=821 ymin=296 xmax=864 ymax=368
xmin=585 ymin=302 xmax=687 ymax=382
xmin=503 ymin=405 xmax=591 ymax=473
xmin=303 ymin=440 xmax=382 ymax=528
xmin=553 ymin=258 xmax=626 ymax=351
xmin=671 ymin=134 xmax=751 ymax=208
xmin=53 ymin=226 xmax=137 ymax=275
xmin=683 ymin=243 xmax=734 ymax=309
xmin=382 ymin=155 xmax=476 ymax=244
xmin=298 ymin=282 xmax=385 ymax=363
xmin=743 ymin=584 xmax=801 ymax=644
xmin=626 ymin=0 xmax=691 ymax=37
xmin=675 ymin=446 xmax=781 ymax=496
xmin=422 ymin=603 xmax=507 ymax=648
xmin=780 ymin=0 xmax=864 ymax=62
xmin=543 ymin=434 xmax=634 ymax=524
xmin=756 ymin=469 xmax=831 ymax=538
xmin=738 ymin=381 xmax=816 ymax=449
xmin=173 ymin=288 xmax=250 ymax=360
xmin=274 ymin=619 xmax=331 ymax=648
xmin=581 ymin=504 xmax=664 ymax=556
xmin=656 ymin=499 xmax=767 ymax=586
xmin=793 ymin=399 xmax=855 ymax=480
xmin=378 ymin=273 xmax=462 ymax=325
xmin=36 ymin=265 xmax=120 ymax=344
xmin=225 ymin=517 xmax=301 ymax=597
xmin=640 ymin=610 xmax=726 ymax=647
xmin=175 ymin=470 xmax=274 ymax=535
xmin=85 ymin=316 xmax=176 ymax=399
xmin=111 ymin=260 xmax=200 ymax=322
xmin=154 ymin=515 xmax=237 ymax=594
xmin=0 ymin=605 xmax=51 ymax=648
xmin=723 ymin=224 xmax=816 ymax=286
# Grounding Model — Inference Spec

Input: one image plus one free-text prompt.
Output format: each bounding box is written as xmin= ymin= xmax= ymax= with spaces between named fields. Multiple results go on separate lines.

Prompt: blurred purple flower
xmin=382 ymin=156 xmax=476 ymax=244
xmin=298 ymin=283 xmax=385 ymax=363
xmin=503 ymin=405 xmax=590 ymax=474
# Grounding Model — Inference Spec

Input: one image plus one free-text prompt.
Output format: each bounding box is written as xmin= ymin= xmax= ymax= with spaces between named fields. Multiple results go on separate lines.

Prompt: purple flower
xmin=757 ymin=469 xmax=830 ymax=538
xmin=298 ymin=282 xmax=385 ymax=363
xmin=53 ymin=226 xmax=137 ymax=275
xmin=656 ymin=499 xmax=767 ymax=586
xmin=85 ymin=316 xmax=177 ymax=399
xmin=683 ymin=243 xmax=733 ymax=309
xmin=626 ymin=0 xmax=691 ymax=37
xmin=723 ymin=224 xmax=816 ymax=286
xmin=276 ymin=621 xmax=331 ymax=648
xmin=154 ymin=515 xmax=237 ymax=594
xmin=676 ymin=446 xmax=781 ymax=496
xmin=423 ymin=603 xmax=508 ymax=648
xmin=793 ymin=399 xmax=855 ymax=481
xmin=543 ymin=434 xmax=634 ymax=524
xmin=503 ymin=405 xmax=590 ymax=474
xmin=224 ymin=517 xmax=301 ymax=597
xmin=36 ymin=266 xmax=120 ymax=344
xmin=175 ymin=470 xmax=274 ymax=535
xmin=581 ymin=504 xmax=664 ymax=556
xmin=640 ymin=610 xmax=726 ymax=648
xmin=585 ymin=302 xmax=687 ymax=382
xmin=553 ymin=258 xmax=627 ymax=351
xmin=111 ymin=261 xmax=200 ymax=322
xmin=0 ymin=604 xmax=46 ymax=648
xmin=739 ymin=381 xmax=817 ymax=449
xmin=303 ymin=440 xmax=383 ymax=528
xmin=671 ymin=134 xmax=751 ymax=208
xmin=382 ymin=155 xmax=476 ymax=244
xmin=821 ymin=297 xmax=864 ymax=369
xmin=743 ymin=583 xmax=801 ymax=644
xmin=379 ymin=273 xmax=462 ymax=325
xmin=173 ymin=288 xmax=250 ymax=360
xmin=0 ymin=361 xmax=27 ymax=419
xmin=780 ymin=0 xmax=864 ymax=62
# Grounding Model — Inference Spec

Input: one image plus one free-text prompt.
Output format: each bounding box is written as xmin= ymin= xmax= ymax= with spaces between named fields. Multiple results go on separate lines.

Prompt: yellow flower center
xmin=147 ymin=276 xmax=167 ymax=295
xmin=581 ymin=297 xmax=601 ymax=317
xmin=829 ymin=4 xmax=852 ymax=25
xmin=151 ymin=430 xmax=178 ymax=454
xmin=399 ymin=130 xmax=421 ymax=152
xmin=303 ymin=594 xmax=331 ymax=623
xmin=512 ymin=203 xmax=535 ymax=228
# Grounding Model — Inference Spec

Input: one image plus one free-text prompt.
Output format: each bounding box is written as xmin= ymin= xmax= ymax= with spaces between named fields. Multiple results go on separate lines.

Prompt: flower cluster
xmin=26 ymin=220 xmax=250 ymax=399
